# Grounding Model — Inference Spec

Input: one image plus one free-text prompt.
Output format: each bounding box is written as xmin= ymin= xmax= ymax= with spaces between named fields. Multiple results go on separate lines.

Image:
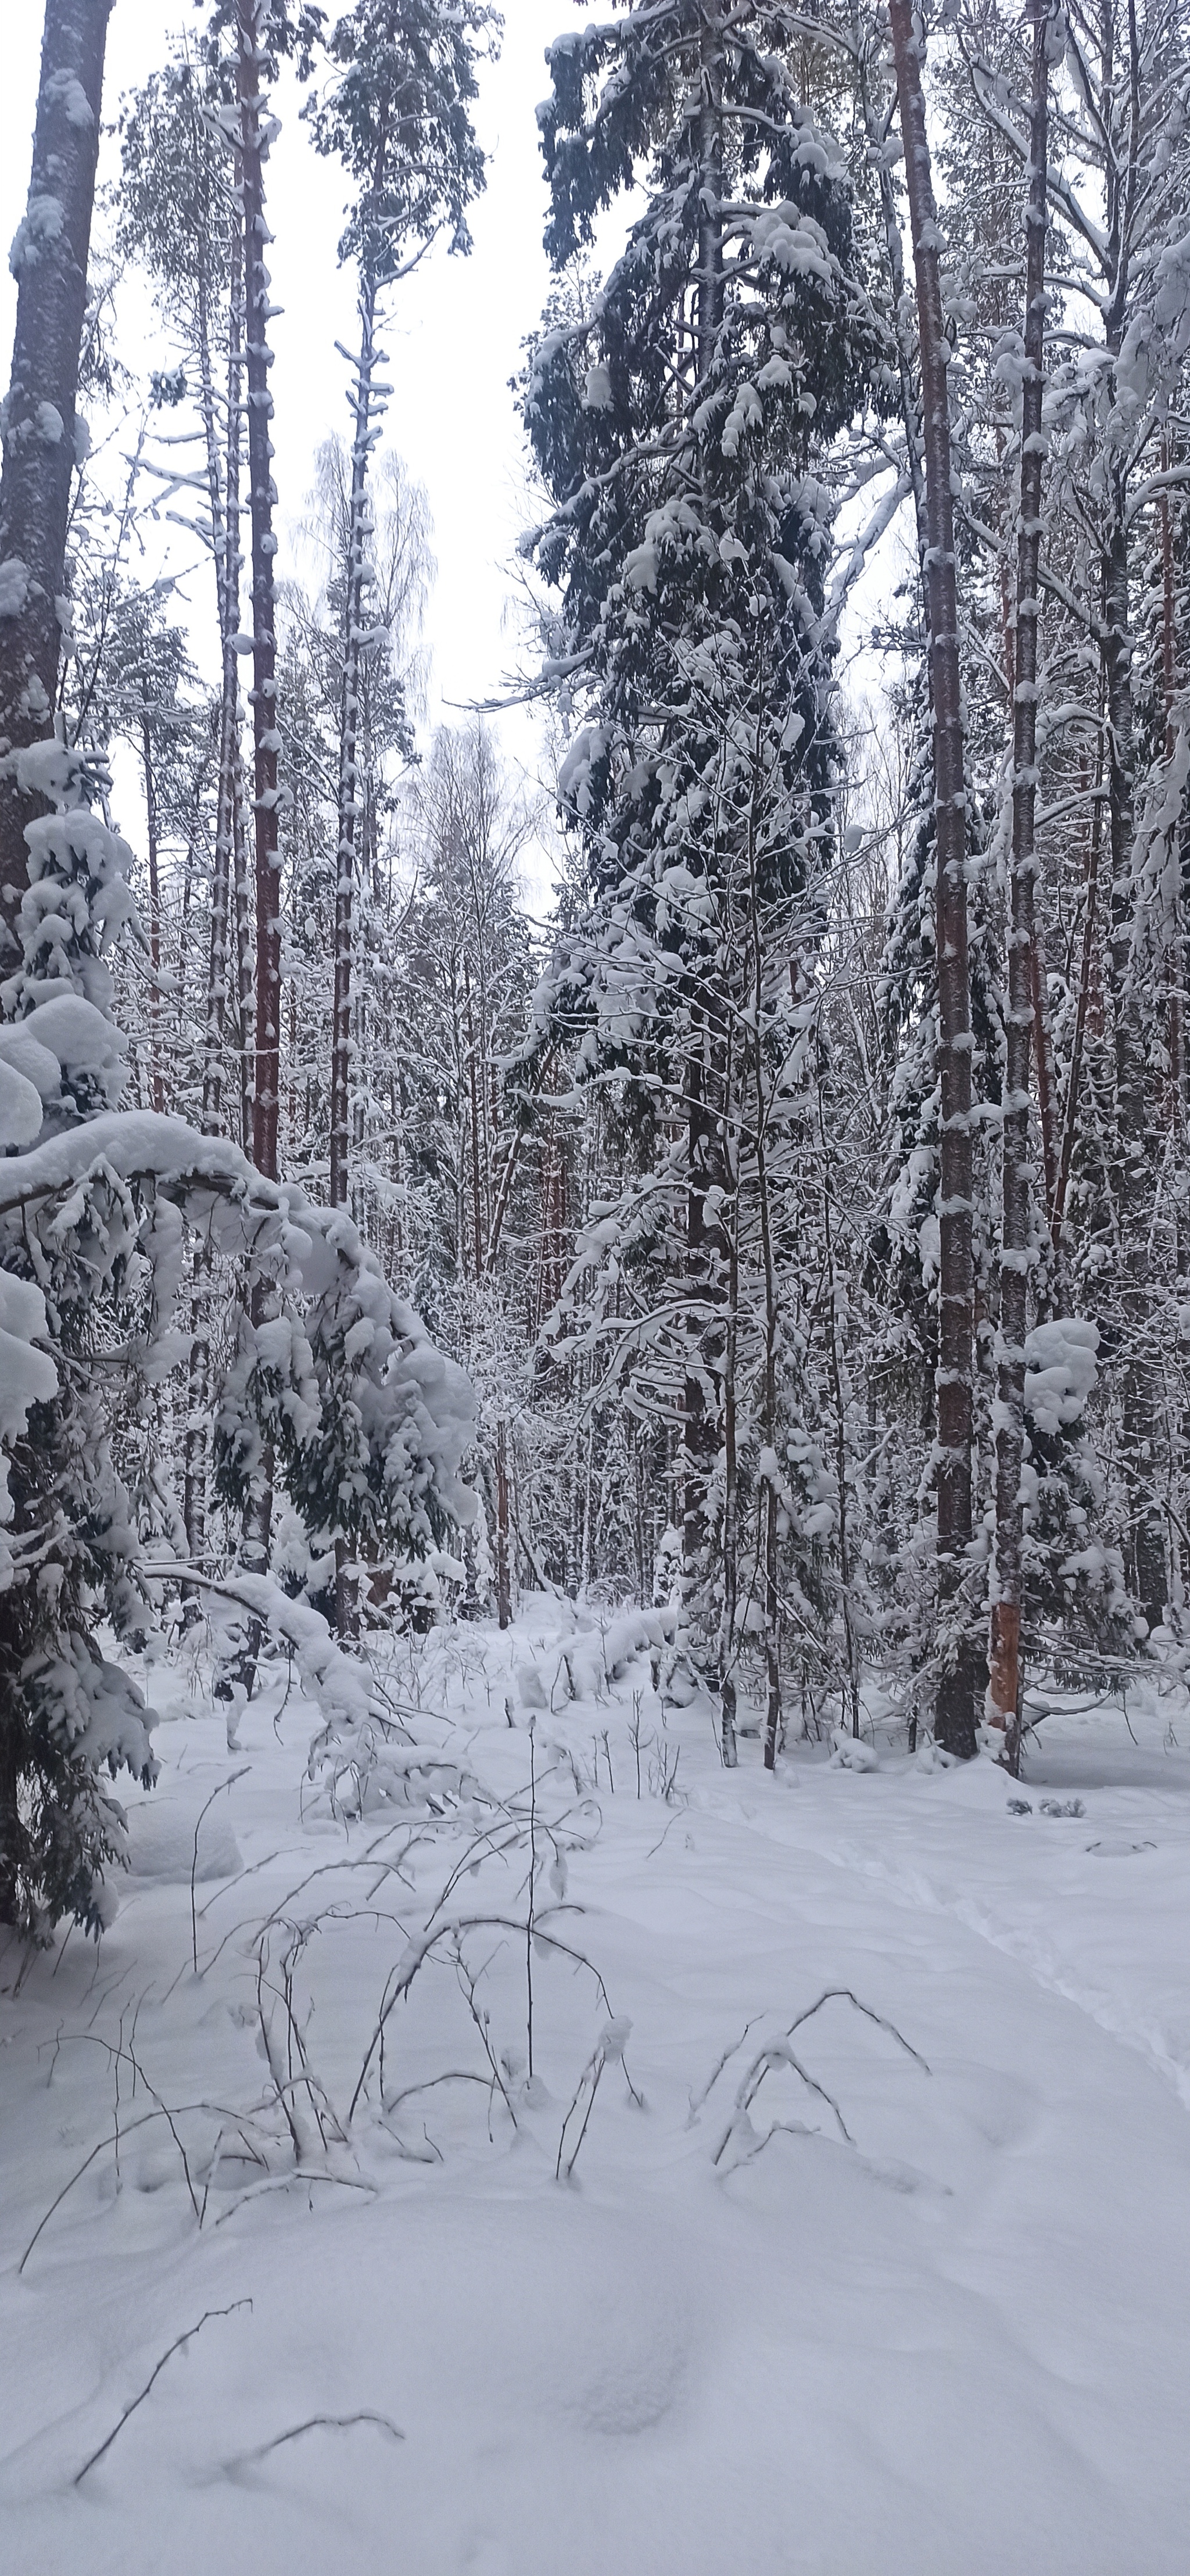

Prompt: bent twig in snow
xmin=191 ymin=1766 xmax=250 ymax=1971
xmin=712 ymin=1989 xmax=930 ymax=2168
xmin=74 ymin=2302 xmax=252 ymax=2484
xmin=225 ymin=2411 xmax=403 ymax=2475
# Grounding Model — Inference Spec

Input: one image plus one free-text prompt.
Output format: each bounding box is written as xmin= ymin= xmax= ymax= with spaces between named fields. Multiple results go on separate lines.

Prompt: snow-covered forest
xmin=1 ymin=1 xmax=1189 ymax=2566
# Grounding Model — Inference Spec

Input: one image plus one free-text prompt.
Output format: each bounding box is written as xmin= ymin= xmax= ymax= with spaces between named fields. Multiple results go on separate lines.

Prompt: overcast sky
xmin=0 ymin=0 xmax=578 ymax=840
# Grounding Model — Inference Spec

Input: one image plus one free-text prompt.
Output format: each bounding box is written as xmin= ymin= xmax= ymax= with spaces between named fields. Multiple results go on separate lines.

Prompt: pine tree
xmin=305 ymin=0 xmax=499 ymax=1231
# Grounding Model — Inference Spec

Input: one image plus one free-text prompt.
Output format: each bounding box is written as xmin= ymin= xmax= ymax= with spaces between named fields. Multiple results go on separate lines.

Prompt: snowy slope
xmin=2 ymin=1604 xmax=1188 ymax=2574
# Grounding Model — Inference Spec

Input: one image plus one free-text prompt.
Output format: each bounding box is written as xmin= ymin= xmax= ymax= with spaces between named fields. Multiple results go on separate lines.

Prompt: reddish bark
xmin=988 ymin=0 xmax=1055 ymax=1762
xmin=237 ymin=0 xmax=281 ymax=1184
xmin=888 ymin=0 xmax=978 ymax=1755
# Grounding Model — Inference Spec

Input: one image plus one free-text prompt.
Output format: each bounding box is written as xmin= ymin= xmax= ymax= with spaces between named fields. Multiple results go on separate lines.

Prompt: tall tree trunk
xmin=141 ymin=707 xmax=165 ymax=1116
xmin=186 ymin=145 xmax=245 ymax=1593
xmin=1096 ymin=42 xmax=1164 ymax=1631
xmin=853 ymin=10 xmax=926 ymax=554
xmin=1096 ymin=0 xmax=1165 ymax=1632
xmin=682 ymin=0 xmax=729 ymax=1674
xmin=988 ymin=0 xmax=1053 ymax=1764
xmin=0 ymin=0 xmax=112 ymax=935
xmin=238 ymin=0 xmax=281 ymax=1187
xmin=0 ymin=0 xmax=112 ymax=1914
xmin=888 ymin=0 xmax=979 ymax=1757
xmin=1157 ymin=453 xmax=1185 ymax=1125
xmin=235 ymin=0 xmax=281 ymax=1660
xmin=718 ymin=1199 xmax=740 ymax=1769
xmin=330 ymin=268 xmax=383 ymax=1214
xmin=329 ymin=273 xmax=386 ymax=1645
xmin=1053 ymin=715 xmax=1106 ymax=1251
xmin=819 ymin=1083 xmax=860 ymax=1743
xmin=463 ymin=954 xmax=485 ymax=1276
xmin=201 ymin=161 xmax=244 ymax=1141
xmin=233 ymin=759 xmax=254 ymax=1152
xmin=754 ymin=1012 xmax=782 ymax=1773
xmin=495 ymin=1416 xmax=512 ymax=1631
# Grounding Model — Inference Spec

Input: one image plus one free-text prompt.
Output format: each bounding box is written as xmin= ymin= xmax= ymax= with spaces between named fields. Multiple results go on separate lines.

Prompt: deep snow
xmin=2 ymin=1603 xmax=1189 ymax=2574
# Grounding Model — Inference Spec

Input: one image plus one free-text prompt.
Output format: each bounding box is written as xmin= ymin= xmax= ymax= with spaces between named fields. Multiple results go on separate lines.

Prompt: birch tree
xmin=0 ymin=0 xmax=112 ymax=923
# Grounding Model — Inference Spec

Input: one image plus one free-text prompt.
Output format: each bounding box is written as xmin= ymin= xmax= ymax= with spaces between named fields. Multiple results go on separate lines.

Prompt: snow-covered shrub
xmin=0 ymin=742 xmax=474 ymax=1937
xmin=1014 ymin=1319 xmax=1132 ymax=1671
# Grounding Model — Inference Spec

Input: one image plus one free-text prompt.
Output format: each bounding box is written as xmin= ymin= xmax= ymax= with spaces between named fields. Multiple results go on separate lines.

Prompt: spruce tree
xmin=527 ymin=1 xmax=882 ymax=1743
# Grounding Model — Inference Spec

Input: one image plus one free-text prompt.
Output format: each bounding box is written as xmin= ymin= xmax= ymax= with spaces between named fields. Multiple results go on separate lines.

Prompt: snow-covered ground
xmin=2 ymin=1602 xmax=1189 ymax=2573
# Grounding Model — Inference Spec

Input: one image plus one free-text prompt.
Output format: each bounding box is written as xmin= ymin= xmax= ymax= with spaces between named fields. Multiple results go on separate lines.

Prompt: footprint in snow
xmin=1006 ymin=1797 xmax=1087 ymax=1818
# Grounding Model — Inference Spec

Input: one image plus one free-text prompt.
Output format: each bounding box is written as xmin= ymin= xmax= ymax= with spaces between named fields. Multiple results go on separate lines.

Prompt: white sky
xmin=0 ymin=0 xmax=578 ymax=857
xmin=2 ymin=2 xmax=905 ymax=897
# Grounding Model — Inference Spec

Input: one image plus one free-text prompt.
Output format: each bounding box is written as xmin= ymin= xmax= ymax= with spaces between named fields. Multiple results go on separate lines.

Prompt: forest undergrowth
xmin=2 ymin=1599 xmax=1189 ymax=2573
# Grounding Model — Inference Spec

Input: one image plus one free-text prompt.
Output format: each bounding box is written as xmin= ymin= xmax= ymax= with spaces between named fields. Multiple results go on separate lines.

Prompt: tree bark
xmin=988 ymin=0 xmax=1053 ymax=1765
xmin=1053 ymin=716 xmax=1105 ymax=1251
xmin=0 ymin=0 xmax=112 ymax=934
xmin=853 ymin=8 xmax=926 ymax=556
xmin=186 ymin=138 xmax=244 ymax=1597
xmin=233 ymin=753 xmax=254 ymax=1152
xmin=140 ymin=706 xmax=165 ymax=1116
xmin=234 ymin=0 xmax=282 ymax=1672
xmin=238 ymin=0 xmax=281 ymax=1187
xmin=1097 ymin=0 xmax=1166 ymax=1632
xmin=682 ymin=1 xmax=729 ymax=1681
xmin=328 ymin=273 xmax=388 ymax=1647
xmin=201 ymin=155 xmax=244 ymax=1141
xmin=330 ymin=269 xmax=383 ymax=1216
xmin=495 ymin=1414 xmax=512 ymax=1631
xmin=888 ymin=0 xmax=979 ymax=1757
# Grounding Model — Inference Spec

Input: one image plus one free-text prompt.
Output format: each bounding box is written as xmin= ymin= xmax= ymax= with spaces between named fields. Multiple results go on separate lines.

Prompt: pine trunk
xmin=234 ymin=758 xmax=254 ymax=1152
xmin=329 ymin=271 xmax=382 ymax=1217
xmin=854 ymin=15 xmax=926 ymax=551
xmin=201 ymin=166 xmax=243 ymax=1140
xmin=496 ymin=1416 xmax=512 ymax=1632
xmin=988 ymin=0 xmax=1053 ymax=1762
xmin=238 ymin=0 xmax=281 ymax=1187
xmin=1098 ymin=0 xmax=1166 ymax=1632
xmin=718 ymin=1160 xmax=739 ymax=1771
xmin=141 ymin=708 xmax=165 ymax=1116
xmin=888 ymin=0 xmax=979 ymax=1757
xmin=682 ymin=2 xmax=728 ymax=1670
xmin=235 ymin=0 xmax=281 ymax=1666
xmin=186 ymin=151 xmax=245 ymax=1590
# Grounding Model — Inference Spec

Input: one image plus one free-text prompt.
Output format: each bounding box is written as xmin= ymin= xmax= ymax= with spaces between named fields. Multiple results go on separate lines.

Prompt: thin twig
xmin=191 ymin=1768 xmax=250 ymax=1970
xmin=225 ymin=2411 xmax=403 ymax=2474
xmin=787 ymin=1988 xmax=930 ymax=2070
xmin=557 ymin=2051 xmax=605 ymax=2181
xmin=74 ymin=2302 xmax=252 ymax=2484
